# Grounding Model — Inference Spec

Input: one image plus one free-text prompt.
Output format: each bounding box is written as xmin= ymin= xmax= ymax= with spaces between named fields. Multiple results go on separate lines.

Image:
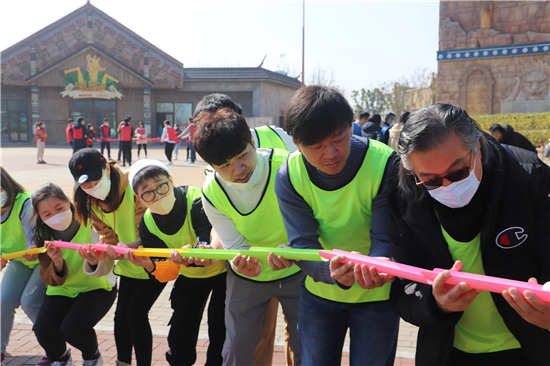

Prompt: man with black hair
xmin=361 ymin=113 xmax=384 ymax=141
xmin=194 ymin=108 xmax=303 ymax=366
xmin=119 ymin=115 xmax=133 ymax=167
xmin=161 ymin=120 xmax=177 ymax=165
xmin=71 ymin=117 xmax=93 ymax=152
xmin=274 ymin=85 xmax=399 ymax=365
xmin=100 ymin=118 xmax=112 ymax=160
xmin=488 ymin=123 xmax=537 ymax=153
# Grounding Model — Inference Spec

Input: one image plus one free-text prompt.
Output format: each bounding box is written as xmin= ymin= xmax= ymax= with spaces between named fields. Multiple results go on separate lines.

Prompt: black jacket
xmin=361 ymin=122 xmax=383 ymax=141
xmin=500 ymin=125 xmax=537 ymax=154
xmin=387 ymin=142 xmax=550 ymax=365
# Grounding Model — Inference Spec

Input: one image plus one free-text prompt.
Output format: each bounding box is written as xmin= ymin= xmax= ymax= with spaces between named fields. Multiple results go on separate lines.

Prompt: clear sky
xmin=0 ymin=0 xmax=440 ymax=97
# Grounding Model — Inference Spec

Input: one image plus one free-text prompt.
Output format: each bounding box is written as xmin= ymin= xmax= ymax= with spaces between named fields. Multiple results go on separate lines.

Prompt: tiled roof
xmin=184 ymin=67 xmax=301 ymax=88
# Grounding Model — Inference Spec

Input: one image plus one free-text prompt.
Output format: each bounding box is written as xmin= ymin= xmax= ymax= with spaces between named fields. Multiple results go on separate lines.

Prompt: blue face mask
xmin=428 ymin=157 xmax=481 ymax=208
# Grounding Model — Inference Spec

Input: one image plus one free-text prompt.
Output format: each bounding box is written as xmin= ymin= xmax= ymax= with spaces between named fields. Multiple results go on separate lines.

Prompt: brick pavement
xmin=1 ymin=144 xmax=418 ymax=365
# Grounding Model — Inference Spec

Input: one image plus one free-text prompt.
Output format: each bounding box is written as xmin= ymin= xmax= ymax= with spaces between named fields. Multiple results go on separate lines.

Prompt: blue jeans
xmin=1 ymin=260 xmax=45 ymax=352
xmin=189 ymin=140 xmax=196 ymax=163
xmin=298 ymin=286 xmax=399 ymax=366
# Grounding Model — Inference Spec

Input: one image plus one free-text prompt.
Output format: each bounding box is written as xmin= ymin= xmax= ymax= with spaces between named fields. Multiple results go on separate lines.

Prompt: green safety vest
xmin=47 ymin=222 xmax=113 ymax=298
xmin=254 ymin=126 xmax=287 ymax=150
xmin=287 ymin=139 xmax=393 ymax=303
xmin=203 ymin=148 xmax=300 ymax=282
xmin=442 ymin=227 xmax=521 ymax=353
xmin=92 ymin=183 xmax=147 ymax=279
xmin=1 ymin=191 xmax=39 ymax=269
xmin=143 ymin=186 xmax=226 ymax=278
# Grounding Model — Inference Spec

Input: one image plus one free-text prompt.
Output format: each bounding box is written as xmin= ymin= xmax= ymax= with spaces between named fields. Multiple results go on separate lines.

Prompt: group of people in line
xmin=4 ymin=87 xmax=549 ymax=366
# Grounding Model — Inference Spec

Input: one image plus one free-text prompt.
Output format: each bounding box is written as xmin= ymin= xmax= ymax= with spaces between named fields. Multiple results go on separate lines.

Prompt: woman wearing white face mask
xmin=68 ymin=148 xmax=160 ymax=366
xmin=29 ymin=182 xmax=116 ymax=366
xmin=0 ymin=168 xmax=47 ymax=366
xmin=123 ymin=160 xmax=226 ymax=366
xmin=386 ymin=104 xmax=550 ymax=366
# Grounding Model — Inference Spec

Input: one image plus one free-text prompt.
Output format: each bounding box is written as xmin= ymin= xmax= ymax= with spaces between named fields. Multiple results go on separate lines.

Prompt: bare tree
xmin=307 ymin=64 xmax=344 ymax=94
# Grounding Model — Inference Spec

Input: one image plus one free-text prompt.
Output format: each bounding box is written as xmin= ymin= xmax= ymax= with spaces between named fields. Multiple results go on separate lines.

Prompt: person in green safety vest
xmin=29 ymin=182 xmax=116 ymax=366
xmin=121 ymin=159 xmax=226 ymax=366
xmin=0 ymin=168 xmax=46 ymax=366
xmin=194 ymin=107 xmax=304 ymax=366
xmin=386 ymin=104 xmax=550 ymax=365
xmin=69 ymin=148 xmax=160 ymax=366
xmin=193 ymin=92 xmax=296 ymax=366
xmin=273 ymin=85 xmax=400 ymax=366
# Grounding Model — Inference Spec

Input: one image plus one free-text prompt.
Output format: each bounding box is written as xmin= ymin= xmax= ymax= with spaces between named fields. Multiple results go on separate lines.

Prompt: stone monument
xmin=436 ymin=1 xmax=550 ymax=114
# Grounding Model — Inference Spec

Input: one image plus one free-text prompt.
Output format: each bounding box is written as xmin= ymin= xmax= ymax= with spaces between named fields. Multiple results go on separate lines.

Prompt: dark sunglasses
xmin=415 ymin=152 xmax=473 ymax=191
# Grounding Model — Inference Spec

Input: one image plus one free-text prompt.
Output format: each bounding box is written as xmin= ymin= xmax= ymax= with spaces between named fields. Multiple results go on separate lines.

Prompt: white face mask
xmin=41 ymin=124 xmax=46 ymax=128
xmin=428 ymin=157 xmax=481 ymax=209
xmin=44 ymin=208 xmax=73 ymax=231
xmin=0 ymin=190 xmax=7 ymax=208
xmin=82 ymin=171 xmax=111 ymax=201
xmin=146 ymin=188 xmax=176 ymax=215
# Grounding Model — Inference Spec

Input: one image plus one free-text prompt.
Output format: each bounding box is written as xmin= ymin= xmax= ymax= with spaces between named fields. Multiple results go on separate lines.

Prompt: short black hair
xmin=193 ymin=93 xmax=243 ymax=118
xmin=132 ymin=166 xmax=170 ymax=193
xmin=359 ymin=111 xmax=370 ymax=120
xmin=68 ymin=118 xmax=74 ymax=123
xmin=164 ymin=120 xmax=171 ymax=126
xmin=193 ymin=108 xmax=252 ymax=166
xmin=103 ymin=118 xmax=109 ymax=122
xmin=77 ymin=117 xmax=84 ymax=123
xmin=488 ymin=124 xmax=504 ymax=134
xmin=284 ymin=86 xmax=354 ymax=146
xmin=385 ymin=113 xmax=396 ymax=122
xmin=124 ymin=115 xmax=132 ymax=122
xmin=368 ymin=114 xmax=382 ymax=125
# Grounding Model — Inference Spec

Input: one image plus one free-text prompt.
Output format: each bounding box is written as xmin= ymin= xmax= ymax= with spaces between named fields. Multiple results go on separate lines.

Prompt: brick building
xmin=436 ymin=1 xmax=550 ymax=115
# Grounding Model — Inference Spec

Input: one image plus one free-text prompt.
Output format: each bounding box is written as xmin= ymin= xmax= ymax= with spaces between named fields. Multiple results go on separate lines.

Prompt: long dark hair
xmin=73 ymin=161 xmax=122 ymax=226
xmin=1 ymin=167 xmax=26 ymax=209
xmin=31 ymin=182 xmax=74 ymax=247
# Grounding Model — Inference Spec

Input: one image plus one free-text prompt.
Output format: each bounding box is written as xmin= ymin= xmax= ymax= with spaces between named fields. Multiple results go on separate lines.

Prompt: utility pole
xmin=301 ymin=0 xmax=305 ymax=87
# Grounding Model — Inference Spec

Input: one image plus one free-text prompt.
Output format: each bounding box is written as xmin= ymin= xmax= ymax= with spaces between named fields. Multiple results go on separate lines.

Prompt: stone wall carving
xmin=440 ymin=17 xmax=550 ymax=50
xmin=501 ymin=60 xmax=550 ymax=113
xmin=459 ymin=64 xmax=494 ymax=114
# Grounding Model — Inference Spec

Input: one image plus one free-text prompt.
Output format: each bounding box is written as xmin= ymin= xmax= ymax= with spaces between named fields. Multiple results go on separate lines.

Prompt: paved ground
xmin=0 ymin=143 xmax=422 ymax=365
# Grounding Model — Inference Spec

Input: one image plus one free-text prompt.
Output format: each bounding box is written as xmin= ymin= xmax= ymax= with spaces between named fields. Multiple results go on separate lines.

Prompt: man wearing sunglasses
xmin=387 ymin=103 xmax=550 ymax=365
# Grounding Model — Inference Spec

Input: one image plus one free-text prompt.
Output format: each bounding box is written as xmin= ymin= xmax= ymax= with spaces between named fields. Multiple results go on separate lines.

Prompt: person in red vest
xmin=135 ymin=121 xmax=148 ymax=160
xmin=34 ymin=121 xmax=47 ymax=164
xmin=66 ymin=119 xmax=74 ymax=153
xmin=120 ymin=115 xmax=134 ymax=167
xmin=86 ymin=124 xmax=95 ymax=148
xmin=71 ymin=117 xmax=93 ymax=153
xmin=100 ymin=118 xmax=112 ymax=160
xmin=160 ymin=120 xmax=177 ymax=165
xmin=179 ymin=119 xmax=196 ymax=163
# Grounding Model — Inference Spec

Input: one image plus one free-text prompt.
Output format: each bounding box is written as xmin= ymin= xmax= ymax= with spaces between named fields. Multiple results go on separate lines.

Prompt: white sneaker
xmin=51 ymin=349 xmax=74 ymax=366
xmin=167 ymin=161 xmax=173 ymax=165
xmin=82 ymin=353 xmax=103 ymax=366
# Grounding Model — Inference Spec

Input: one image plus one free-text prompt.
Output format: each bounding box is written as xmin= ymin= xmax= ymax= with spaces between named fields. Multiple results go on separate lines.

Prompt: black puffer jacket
xmin=387 ymin=142 xmax=550 ymax=365
xmin=361 ymin=122 xmax=383 ymax=141
xmin=500 ymin=124 xmax=537 ymax=154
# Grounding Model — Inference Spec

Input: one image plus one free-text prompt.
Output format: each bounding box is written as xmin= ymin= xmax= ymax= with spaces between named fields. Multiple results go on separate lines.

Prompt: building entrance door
xmin=70 ymin=100 xmax=117 ymax=131
xmin=1 ymin=100 xmax=29 ymax=142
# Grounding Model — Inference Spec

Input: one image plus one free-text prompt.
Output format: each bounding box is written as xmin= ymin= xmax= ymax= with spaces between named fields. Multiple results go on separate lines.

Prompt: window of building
xmin=1 ymin=100 xmax=29 ymax=142
xmin=70 ymin=100 xmax=116 ymax=129
xmin=155 ymin=103 xmax=192 ymax=134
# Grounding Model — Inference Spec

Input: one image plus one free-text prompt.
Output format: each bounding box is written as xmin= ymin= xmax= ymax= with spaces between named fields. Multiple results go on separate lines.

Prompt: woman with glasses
xmin=386 ymin=103 xmax=550 ymax=365
xmin=68 ymin=148 xmax=164 ymax=366
xmin=121 ymin=160 xmax=226 ymax=366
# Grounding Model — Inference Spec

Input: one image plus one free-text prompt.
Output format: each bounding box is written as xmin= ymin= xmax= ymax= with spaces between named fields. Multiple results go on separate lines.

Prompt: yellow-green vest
xmin=287 ymin=139 xmax=393 ymax=303
xmin=254 ymin=126 xmax=287 ymax=150
xmin=202 ymin=148 xmax=300 ymax=282
xmin=143 ymin=186 xmax=226 ymax=278
xmin=92 ymin=183 xmax=146 ymax=279
xmin=1 ymin=191 xmax=39 ymax=269
xmin=47 ymin=222 xmax=113 ymax=298
xmin=442 ymin=226 xmax=520 ymax=353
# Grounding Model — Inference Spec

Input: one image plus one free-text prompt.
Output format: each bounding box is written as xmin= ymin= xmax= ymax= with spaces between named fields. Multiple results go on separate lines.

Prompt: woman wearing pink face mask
xmin=29 ymin=182 xmax=116 ymax=366
xmin=68 ymin=148 xmax=163 ymax=366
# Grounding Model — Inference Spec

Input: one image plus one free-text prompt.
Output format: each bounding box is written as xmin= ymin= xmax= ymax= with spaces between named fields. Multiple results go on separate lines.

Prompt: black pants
xmin=186 ymin=143 xmax=190 ymax=160
xmin=166 ymin=273 xmax=226 ymax=366
xmin=114 ymin=276 xmax=166 ymax=366
xmin=121 ymin=141 xmax=132 ymax=166
xmin=165 ymin=143 xmax=175 ymax=162
xmin=33 ymin=286 xmax=117 ymax=362
xmin=101 ymin=141 xmax=111 ymax=159
xmin=137 ymin=144 xmax=148 ymax=158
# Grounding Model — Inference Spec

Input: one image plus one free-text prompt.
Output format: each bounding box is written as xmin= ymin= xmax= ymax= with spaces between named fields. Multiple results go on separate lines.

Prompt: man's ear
xmin=293 ymin=138 xmax=302 ymax=153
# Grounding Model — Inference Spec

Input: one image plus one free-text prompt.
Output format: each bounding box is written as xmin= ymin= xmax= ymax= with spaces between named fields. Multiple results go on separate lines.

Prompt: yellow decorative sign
xmin=61 ymin=54 xmax=123 ymax=99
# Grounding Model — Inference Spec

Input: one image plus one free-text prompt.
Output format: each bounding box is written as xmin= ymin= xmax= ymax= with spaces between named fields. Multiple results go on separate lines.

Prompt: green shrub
xmin=472 ymin=112 xmax=550 ymax=146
